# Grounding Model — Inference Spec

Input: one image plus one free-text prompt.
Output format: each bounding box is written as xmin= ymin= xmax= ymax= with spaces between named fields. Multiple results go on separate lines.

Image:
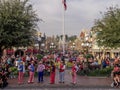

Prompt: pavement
xmin=6 ymin=69 xmax=114 ymax=89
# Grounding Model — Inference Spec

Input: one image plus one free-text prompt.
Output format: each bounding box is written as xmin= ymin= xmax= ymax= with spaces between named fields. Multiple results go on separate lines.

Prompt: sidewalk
xmin=7 ymin=69 xmax=112 ymax=88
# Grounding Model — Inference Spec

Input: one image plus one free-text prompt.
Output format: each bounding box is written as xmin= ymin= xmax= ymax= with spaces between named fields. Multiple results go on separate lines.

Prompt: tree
xmin=68 ymin=35 xmax=77 ymax=42
xmin=0 ymin=0 xmax=39 ymax=56
xmin=56 ymin=35 xmax=77 ymax=42
xmin=92 ymin=6 xmax=120 ymax=48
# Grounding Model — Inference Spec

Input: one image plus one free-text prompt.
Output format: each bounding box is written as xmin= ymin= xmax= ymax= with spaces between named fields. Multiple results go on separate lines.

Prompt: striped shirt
xmin=37 ymin=64 xmax=45 ymax=72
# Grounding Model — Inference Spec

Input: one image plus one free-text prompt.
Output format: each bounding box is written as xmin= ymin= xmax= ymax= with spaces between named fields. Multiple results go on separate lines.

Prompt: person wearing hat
xmin=59 ymin=61 xmax=66 ymax=83
xmin=28 ymin=61 xmax=35 ymax=83
xmin=71 ymin=61 xmax=78 ymax=84
xmin=37 ymin=61 xmax=45 ymax=83
xmin=18 ymin=61 xmax=24 ymax=84
xmin=50 ymin=61 xmax=56 ymax=84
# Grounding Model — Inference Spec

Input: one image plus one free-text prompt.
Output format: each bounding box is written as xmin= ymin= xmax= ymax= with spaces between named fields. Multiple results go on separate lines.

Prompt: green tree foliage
xmin=92 ymin=6 xmax=120 ymax=48
xmin=68 ymin=35 xmax=77 ymax=42
xmin=0 ymin=0 xmax=39 ymax=56
xmin=56 ymin=35 xmax=77 ymax=42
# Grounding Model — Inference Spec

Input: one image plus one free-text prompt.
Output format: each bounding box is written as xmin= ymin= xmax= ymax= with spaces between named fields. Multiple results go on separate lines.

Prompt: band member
xmin=59 ymin=61 xmax=65 ymax=83
xmin=18 ymin=61 xmax=24 ymax=84
xmin=28 ymin=61 xmax=35 ymax=83
xmin=37 ymin=61 xmax=45 ymax=83
xmin=71 ymin=61 xmax=78 ymax=84
xmin=50 ymin=61 xmax=56 ymax=84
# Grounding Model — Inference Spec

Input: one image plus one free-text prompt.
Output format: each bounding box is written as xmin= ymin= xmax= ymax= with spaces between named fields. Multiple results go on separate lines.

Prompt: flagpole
xmin=62 ymin=2 xmax=65 ymax=55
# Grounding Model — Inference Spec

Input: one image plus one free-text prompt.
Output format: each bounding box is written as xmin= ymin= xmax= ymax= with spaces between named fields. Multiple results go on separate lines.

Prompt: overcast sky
xmin=29 ymin=0 xmax=120 ymax=37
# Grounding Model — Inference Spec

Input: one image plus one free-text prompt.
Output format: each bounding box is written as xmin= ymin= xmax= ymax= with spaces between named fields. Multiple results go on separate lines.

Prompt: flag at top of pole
xmin=62 ymin=0 xmax=67 ymax=10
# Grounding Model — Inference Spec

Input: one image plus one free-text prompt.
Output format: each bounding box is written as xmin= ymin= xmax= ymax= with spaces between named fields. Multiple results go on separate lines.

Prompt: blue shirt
xmin=18 ymin=64 xmax=23 ymax=72
xmin=29 ymin=64 xmax=35 ymax=72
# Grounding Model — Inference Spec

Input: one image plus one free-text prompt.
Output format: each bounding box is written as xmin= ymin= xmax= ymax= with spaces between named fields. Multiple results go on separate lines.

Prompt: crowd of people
xmin=0 ymin=50 xmax=120 ymax=88
xmin=0 ymin=51 xmax=79 ymax=88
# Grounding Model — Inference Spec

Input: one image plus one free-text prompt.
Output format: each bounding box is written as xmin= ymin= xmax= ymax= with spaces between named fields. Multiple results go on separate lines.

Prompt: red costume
xmin=50 ymin=65 xmax=56 ymax=84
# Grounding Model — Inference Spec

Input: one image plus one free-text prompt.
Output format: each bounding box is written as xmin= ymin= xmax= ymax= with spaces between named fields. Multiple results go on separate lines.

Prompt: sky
xmin=29 ymin=0 xmax=120 ymax=37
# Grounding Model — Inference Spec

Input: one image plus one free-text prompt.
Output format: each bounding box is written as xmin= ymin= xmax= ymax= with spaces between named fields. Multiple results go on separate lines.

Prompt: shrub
xmin=77 ymin=66 xmax=113 ymax=77
xmin=88 ymin=67 xmax=113 ymax=76
xmin=10 ymin=67 xmax=18 ymax=75
xmin=37 ymin=54 xmax=43 ymax=60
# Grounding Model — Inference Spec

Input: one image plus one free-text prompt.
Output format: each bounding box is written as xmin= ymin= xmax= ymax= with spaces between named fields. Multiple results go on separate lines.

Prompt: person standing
xmin=50 ymin=61 xmax=56 ymax=84
xmin=18 ymin=61 xmax=24 ymax=84
xmin=28 ymin=61 xmax=35 ymax=83
xmin=37 ymin=61 xmax=45 ymax=83
xmin=71 ymin=61 xmax=78 ymax=84
xmin=59 ymin=61 xmax=65 ymax=83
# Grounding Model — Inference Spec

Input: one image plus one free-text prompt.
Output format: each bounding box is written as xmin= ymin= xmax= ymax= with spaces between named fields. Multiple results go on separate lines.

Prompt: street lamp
xmin=41 ymin=43 xmax=45 ymax=50
xmin=37 ymin=33 xmax=46 ymax=52
xmin=71 ymin=42 xmax=76 ymax=51
xmin=38 ymin=37 xmax=42 ymax=51
xmin=81 ymin=36 xmax=92 ymax=70
xmin=50 ymin=43 xmax=56 ymax=52
xmin=81 ymin=37 xmax=92 ymax=53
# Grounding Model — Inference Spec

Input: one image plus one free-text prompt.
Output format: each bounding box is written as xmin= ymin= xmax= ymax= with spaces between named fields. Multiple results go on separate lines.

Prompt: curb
xmin=87 ymin=76 xmax=110 ymax=79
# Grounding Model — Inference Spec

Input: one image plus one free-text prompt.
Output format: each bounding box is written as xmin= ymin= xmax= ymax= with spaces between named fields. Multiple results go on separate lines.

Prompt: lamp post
xmin=81 ymin=36 xmax=92 ymax=69
xmin=38 ymin=37 xmax=41 ymax=51
xmin=50 ymin=43 xmax=56 ymax=53
xmin=81 ymin=42 xmax=91 ymax=54
xmin=71 ymin=42 xmax=75 ymax=51
xmin=41 ymin=43 xmax=45 ymax=51
xmin=37 ymin=33 xmax=46 ymax=53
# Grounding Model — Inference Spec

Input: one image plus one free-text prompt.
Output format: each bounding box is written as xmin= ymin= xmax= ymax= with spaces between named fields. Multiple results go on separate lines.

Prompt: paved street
xmin=4 ymin=69 xmax=115 ymax=90
xmin=4 ymin=88 xmax=120 ymax=90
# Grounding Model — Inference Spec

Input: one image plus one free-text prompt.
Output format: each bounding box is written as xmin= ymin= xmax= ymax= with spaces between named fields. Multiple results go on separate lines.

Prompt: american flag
xmin=62 ymin=0 xmax=67 ymax=10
